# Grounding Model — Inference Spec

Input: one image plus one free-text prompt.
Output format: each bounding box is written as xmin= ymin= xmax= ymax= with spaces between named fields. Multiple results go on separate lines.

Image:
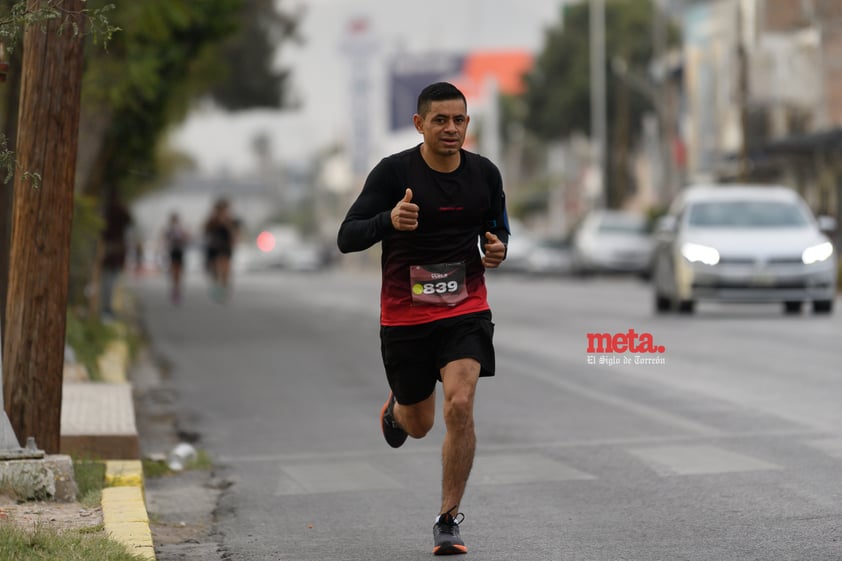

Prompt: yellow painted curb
xmin=106 ymin=460 xmax=144 ymax=487
xmin=103 ymin=460 xmax=156 ymax=560
xmin=106 ymin=522 xmax=156 ymax=560
xmin=99 ymin=339 xmax=130 ymax=383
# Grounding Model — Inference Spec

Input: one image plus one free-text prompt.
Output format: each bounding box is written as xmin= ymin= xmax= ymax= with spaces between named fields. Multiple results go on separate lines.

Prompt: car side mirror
xmin=817 ymin=215 xmax=837 ymax=234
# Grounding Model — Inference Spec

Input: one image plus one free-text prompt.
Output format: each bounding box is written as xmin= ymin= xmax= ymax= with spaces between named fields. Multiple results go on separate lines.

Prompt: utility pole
xmin=342 ymin=16 xmax=377 ymax=179
xmin=590 ymin=0 xmax=607 ymax=208
xmin=736 ymin=0 xmax=751 ymax=181
xmin=3 ymin=0 xmax=86 ymax=454
xmin=652 ymin=0 xmax=672 ymax=202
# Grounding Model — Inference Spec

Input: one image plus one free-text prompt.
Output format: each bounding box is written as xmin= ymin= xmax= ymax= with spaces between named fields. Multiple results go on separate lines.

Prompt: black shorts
xmin=170 ymin=248 xmax=184 ymax=266
xmin=379 ymin=311 xmax=495 ymax=405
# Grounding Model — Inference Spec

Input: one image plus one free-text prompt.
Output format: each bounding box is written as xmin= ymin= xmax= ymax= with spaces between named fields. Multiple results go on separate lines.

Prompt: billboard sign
xmin=388 ymin=53 xmax=465 ymax=131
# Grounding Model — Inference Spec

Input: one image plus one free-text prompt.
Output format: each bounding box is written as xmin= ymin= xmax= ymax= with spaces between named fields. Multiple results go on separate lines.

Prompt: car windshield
xmin=687 ymin=200 xmax=810 ymax=228
xmin=597 ymin=215 xmax=647 ymax=235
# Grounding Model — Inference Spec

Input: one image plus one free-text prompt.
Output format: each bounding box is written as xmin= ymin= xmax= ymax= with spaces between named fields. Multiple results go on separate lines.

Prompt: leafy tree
xmin=0 ymin=0 xmax=302 ymax=315
xmin=520 ymin=0 xmax=680 ymax=208
xmin=80 ymin=0 xmax=241 ymax=199
xmin=1 ymin=0 xmax=300 ymax=201
xmin=208 ymin=0 xmax=302 ymax=110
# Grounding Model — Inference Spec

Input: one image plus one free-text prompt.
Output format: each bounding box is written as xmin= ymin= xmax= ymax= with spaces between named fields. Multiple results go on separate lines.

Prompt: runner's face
xmin=415 ymin=99 xmax=469 ymax=157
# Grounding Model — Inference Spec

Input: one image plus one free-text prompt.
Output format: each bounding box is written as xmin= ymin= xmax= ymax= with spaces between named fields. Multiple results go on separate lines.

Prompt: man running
xmin=337 ymin=82 xmax=509 ymax=555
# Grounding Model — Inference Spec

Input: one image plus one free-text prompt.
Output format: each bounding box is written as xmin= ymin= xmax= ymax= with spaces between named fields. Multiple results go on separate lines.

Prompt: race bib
xmin=409 ymin=262 xmax=468 ymax=306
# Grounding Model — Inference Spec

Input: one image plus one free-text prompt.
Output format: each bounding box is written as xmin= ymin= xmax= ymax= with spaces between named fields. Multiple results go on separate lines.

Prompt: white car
xmin=241 ymin=224 xmax=326 ymax=272
xmin=652 ymin=185 xmax=838 ymax=314
xmin=571 ymin=210 xmax=654 ymax=277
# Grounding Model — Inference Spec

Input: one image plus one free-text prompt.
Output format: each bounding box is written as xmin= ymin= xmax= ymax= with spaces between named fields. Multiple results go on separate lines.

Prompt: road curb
xmin=103 ymin=459 xmax=156 ymax=560
xmin=94 ymin=309 xmax=155 ymax=559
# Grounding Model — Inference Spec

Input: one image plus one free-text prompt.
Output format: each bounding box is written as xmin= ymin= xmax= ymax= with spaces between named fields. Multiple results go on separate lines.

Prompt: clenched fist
xmin=481 ymin=232 xmax=506 ymax=268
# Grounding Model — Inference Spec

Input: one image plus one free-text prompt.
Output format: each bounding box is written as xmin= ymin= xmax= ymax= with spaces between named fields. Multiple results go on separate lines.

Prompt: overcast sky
xmin=170 ymin=0 xmax=567 ymax=176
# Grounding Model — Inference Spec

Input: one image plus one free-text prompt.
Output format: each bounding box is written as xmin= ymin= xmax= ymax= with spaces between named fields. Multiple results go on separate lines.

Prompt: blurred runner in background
xmin=203 ymin=197 xmax=239 ymax=302
xmin=163 ymin=211 xmax=190 ymax=304
xmin=100 ymin=191 xmax=133 ymax=321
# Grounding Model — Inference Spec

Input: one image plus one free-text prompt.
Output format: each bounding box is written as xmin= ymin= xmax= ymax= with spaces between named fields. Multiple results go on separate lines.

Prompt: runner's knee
xmin=443 ymin=392 xmax=473 ymax=430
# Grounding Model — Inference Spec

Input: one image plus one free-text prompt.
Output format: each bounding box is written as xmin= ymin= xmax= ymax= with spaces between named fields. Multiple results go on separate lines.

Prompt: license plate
xmin=751 ymin=273 xmax=775 ymax=286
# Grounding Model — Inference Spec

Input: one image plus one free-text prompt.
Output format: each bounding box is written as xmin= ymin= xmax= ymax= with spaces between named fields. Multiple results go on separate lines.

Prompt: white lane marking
xmin=471 ymin=453 xmax=596 ymax=485
xmin=805 ymin=438 xmax=842 ymax=460
xmin=497 ymin=355 xmax=723 ymax=437
xmin=276 ymin=460 xmax=402 ymax=495
xmin=626 ymin=444 xmax=780 ymax=476
xmin=221 ymin=427 xmax=818 ymax=465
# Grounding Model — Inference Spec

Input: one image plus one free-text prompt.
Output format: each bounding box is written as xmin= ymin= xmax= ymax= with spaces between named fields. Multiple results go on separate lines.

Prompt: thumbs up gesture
xmin=391 ymin=188 xmax=419 ymax=231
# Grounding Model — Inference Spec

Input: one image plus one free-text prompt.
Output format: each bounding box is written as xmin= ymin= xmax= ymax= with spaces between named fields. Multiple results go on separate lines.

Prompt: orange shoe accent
xmin=432 ymin=543 xmax=468 ymax=555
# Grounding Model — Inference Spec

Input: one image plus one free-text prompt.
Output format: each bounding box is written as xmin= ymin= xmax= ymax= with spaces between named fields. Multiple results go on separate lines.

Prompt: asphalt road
xmin=130 ymin=265 xmax=842 ymax=561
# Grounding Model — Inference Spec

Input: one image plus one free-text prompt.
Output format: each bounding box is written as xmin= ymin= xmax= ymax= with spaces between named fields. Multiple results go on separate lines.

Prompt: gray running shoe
xmin=433 ymin=507 xmax=467 ymax=555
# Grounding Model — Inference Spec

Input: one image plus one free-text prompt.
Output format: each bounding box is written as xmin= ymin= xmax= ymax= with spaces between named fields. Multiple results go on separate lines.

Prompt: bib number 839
xmin=416 ymin=280 xmax=460 ymax=295
xmin=409 ymin=262 xmax=468 ymax=306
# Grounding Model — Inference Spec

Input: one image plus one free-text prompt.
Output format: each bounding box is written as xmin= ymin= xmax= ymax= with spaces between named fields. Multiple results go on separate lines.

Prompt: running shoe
xmin=433 ymin=507 xmax=467 ymax=555
xmin=380 ymin=392 xmax=407 ymax=448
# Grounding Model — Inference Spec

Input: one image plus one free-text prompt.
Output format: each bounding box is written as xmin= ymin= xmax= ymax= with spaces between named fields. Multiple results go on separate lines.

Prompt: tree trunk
xmin=3 ymin=0 xmax=86 ymax=453
xmin=0 ymin=31 xmax=24 ymax=350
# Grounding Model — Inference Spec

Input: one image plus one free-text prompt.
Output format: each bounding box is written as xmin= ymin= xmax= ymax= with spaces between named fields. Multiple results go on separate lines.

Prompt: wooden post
xmin=2 ymin=0 xmax=86 ymax=453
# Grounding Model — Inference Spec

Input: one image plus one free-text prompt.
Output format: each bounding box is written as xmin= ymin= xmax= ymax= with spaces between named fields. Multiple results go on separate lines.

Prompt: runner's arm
xmin=337 ymin=162 xmax=398 ymax=253
xmin=481 ymin=165 xmax=510 ymax=258
xmin=486 ymin=191 xmax=510 ymax=248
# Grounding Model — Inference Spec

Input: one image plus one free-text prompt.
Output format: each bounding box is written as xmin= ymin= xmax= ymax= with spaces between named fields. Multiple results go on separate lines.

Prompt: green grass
xmin=73 ymin=459 xmax=106 ymax=509
xmin=65 ymin=312 xmax=121 ymax=381
xmin=0 ymin=458 xmax=149 ymax=559
xmin=190 ymin=449 xmax=213 ymax=471
xmin=0 ymin=523 xmax=148 ymax=561
xmin=65 ymin=308 xmax=144 ymax=382
xmin=141 ymin=458 xmax=173 ymax=479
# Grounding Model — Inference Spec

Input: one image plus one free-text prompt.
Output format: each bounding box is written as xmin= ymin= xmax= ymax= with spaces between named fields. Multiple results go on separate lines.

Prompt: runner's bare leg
xmin=393 ymin=392 xmax=436 ymax=439
xmin=439 ymin=358 xmax=480 ymax=513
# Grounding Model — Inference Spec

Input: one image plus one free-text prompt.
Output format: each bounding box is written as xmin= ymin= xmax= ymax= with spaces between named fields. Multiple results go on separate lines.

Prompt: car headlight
xmin=681 ymin=242 xmax=720 ymax=266
xmin=802 ymin=241 xmax=834 ymax=264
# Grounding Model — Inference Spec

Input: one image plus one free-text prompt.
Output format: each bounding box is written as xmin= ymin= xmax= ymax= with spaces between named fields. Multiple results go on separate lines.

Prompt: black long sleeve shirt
xmin=337 ymin=145 xmax=509 ymax=326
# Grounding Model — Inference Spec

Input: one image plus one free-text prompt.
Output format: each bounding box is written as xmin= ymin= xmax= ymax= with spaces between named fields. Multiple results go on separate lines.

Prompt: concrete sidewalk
xmin=60 ymin=382 xmax=139 ymax=460
xmin=61 ymin=333 xmax=139 ymax=460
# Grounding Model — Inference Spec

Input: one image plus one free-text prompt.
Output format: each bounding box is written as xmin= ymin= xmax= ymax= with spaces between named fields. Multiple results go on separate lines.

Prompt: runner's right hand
xmin=391 ymin=188 xmax=419 ymax=231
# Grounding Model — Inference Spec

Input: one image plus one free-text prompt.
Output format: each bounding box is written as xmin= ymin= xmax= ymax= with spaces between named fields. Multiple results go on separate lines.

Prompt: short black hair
xmin=417 ymin=82 xmax=467 ymax=116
